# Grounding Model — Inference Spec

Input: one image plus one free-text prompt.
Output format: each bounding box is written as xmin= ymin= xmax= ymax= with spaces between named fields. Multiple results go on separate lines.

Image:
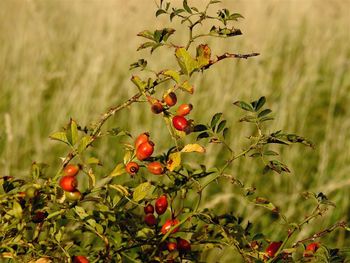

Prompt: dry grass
xmin=0 ymin=0 xmax=350 ymax=261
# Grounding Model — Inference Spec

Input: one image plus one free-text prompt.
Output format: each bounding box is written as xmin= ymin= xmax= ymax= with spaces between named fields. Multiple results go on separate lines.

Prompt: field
xmin=1 ymin=0 xmax=350 ymax=261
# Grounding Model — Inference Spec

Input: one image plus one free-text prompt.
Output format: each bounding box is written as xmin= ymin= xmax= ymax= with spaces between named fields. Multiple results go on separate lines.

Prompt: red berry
xmin=172 ymin=116 xmax=188 ymax=131
xmin=147 ymin=161 xmax=164 ymax=175
xmin=177 ymin=238 xmax=191 ymax=252
xmin=65 ymin=190 xmax=82 ymax=201
xmin=176 ymin=104 xmax=192 ymax=116
xmin=305 ymin=242 xmax=320 ymax=252
xmin=304 ymin=242 xmax=320 ymax=257
xmin=266 ymin=241 xmax=282 ymax=258
xmin=151 ymin=101 xmax=164 ymax=114
xmin=126 ymin=162 xmax=139 ymax=175
xmin=164 ymin=92 xmax=177 ymax=107
xmin=59 ymin=175 xmax=78 ymax=192
xmin=161 ymin=218 xmax=180 ymax=235
xmin=155 ymin=195 xmax=168 ymax=215
xmin=136 ymin=141 xmax=154 ymax=160
xmin=135 ymin=132 xmax=150 ymax=150
xmin=144 ymin=213 xmax=157 ymax=226
xmin=63 ymin=164 xmax=80 ymax=177
xmin=73 ymin=255 xmax=89 ymax=263
xmin=144 ymin=204 xmax=154 ymax=214
xmin=167 ymin=242 xmax=177 ymax=252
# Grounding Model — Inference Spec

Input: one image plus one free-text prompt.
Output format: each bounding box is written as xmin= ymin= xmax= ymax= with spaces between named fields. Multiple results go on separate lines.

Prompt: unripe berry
xmin=167 ymin=242 xmax=177 ymax=252
xmin=172 ymin=116 xmax=188 ymax=131
xmin=147 ymin=161 xmax=164 ymax=175
xmin=265 ymin=241 xmax=282 ymax=258
xmin=161 ymin=218 xmax=180 ymax=235
xmin=136 ymin=141 xmax=154 ymax=160
xmin=126 ymin=162 xmax=139 ymax=175
xmin=135 ymin=132 xmax=150 ymax=150
xmin=177 ymin=238 xmax=191 ymax=252
xmin=144 ymin=204 xmax=154 ymax=214
xmin=144 ymin=213 xmax=157 ymax=226
xmin=63 ymin=164 xmax=79 ymax=177
xmin=73 ymin=256 xmax=89 ymax=263
xmin=155 ymin=195 xmax=168 ymax=215
xmin=25 ymin=186 xmax=39 ymax=199
xmin=65 ymin=190 xmax=82 ymax=201
xmin=176 ymin=104 xmax=192 ymax=116
xmin=59 ymin=175 xmax=78 ymax=192
xmin=164 ymin=92 xmax=177 ymax=107
xmin=151 ymin=101 xmax=164 ymax=114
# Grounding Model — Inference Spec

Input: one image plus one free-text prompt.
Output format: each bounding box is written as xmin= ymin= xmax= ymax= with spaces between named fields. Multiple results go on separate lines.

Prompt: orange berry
xmin=135 ymin=132 xmax=150 ymax=150
xmin=136 ymin=141 xmax=154 ymax=160
xmin=63 ymin=164 xmax=79 ymax=177
xmin=176 ymin=104 xmax=192 ymax=116
xmin=147 ymin=161 xmax=164 ymax=175
xmin=164 ymin=92 xmax=177 ymax=107
xmin=126 ymin=162 xmax=139 ymax=175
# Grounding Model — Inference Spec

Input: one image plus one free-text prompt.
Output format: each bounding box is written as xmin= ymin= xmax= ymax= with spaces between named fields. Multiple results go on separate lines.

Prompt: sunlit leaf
xmin=133 ymin=182 xmax=152 ymax=202
xmin=181 ymin=144 xmax=206 ymax=153
xmin=167 ymin=152 xmax=181 ymax=171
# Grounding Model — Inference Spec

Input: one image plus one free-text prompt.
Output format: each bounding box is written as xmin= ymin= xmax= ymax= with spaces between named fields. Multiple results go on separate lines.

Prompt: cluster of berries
xmin=149 ymin=91 xmax=193 ymax=133
xmin=143 ymin=195 xmax=191 ymax=257
xmin=59 ymin=164 xmax=82 ymax=201
xmin=125 ymin=132 xmax=165 ymax=177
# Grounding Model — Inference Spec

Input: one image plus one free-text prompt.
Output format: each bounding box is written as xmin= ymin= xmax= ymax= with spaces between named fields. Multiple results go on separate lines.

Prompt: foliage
xmin=0 ymin=1 xmax=349 ymax=262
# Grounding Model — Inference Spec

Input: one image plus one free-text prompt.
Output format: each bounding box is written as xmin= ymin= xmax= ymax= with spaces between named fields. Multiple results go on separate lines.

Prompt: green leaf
xmin=196 ymin=44 xmax=211 ymax=68
xmin=223 ymin=127 xmax=229 ymax=139
xmin=131 ymin=75 xmax=147 ymax=92
xmin=264 ymin=160 xmax=290 ymax=174
xmin=175 ymin=48 xmax=198 ymax=76
xmin=109 ymin=163 xmax=125 ymax=177
xmin=233 ymin=101 xmax=255 ymax=112
xmin=216 ymin=120 xmax=227 ymax=133
xmin=163 ymin=70 xmax=180 ymax=83
xmin=253 ymin=96 xmax=266 ymax=111
xmin=87 ymin=157 xmax=102 ymax=165
xmin=74 ymin=206 xmax=89 ymax=219
xmin=137 ymin=30 xmax=154 ymax=41
xmin=78 ymin=136 xmax=93 ymax=153
xmin=87 ymin=168 xmax=96 ymax=188
xmin=133 ymin=182 xmax=152 ymax=202
xmin=263 ymin=150 xmax=278 ymax=156
xmin=12 ymin=201 xmax=23 ymax=219
xmin=109 ymin=184 xmax=129 ymax=196
xmin=156 ymin=9 xmax=167 ymax=17
xmin=183 ymin=0 xmax=192 ymax=13
xmin=66 ymin=119 xmax=78 ymax=146
xmin=193 ymin=124 xmax=207 ymax=132
xmin=210 ymin=113 xmax=222 ymax=128
xmin=197 ymin=132 xmax=210 ymax=140
xmin=49 ymin=132 xmax=69 ymax=145
xmin=253 ymin=197 xmax=279 ymax=213
xmin=137 ymin=42 xmax=157 ymax=51
xmin=258 ymin=109 xmax=272 ymax=118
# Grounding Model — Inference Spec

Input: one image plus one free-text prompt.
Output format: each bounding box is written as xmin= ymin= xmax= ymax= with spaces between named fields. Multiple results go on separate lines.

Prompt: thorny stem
xmin=266 ymin=205 xmax=336 ymax=263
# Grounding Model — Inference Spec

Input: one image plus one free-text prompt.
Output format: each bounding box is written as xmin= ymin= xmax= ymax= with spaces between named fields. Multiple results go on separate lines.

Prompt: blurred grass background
xmin=0 ymin=0 xmax=350 ymax=261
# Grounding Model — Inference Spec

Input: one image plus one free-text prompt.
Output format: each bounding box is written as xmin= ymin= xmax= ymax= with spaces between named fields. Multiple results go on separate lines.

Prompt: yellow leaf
xmin=109 ymin=163 xmax=125 ymax=177
xmin=181 ymin=144 xmax=206 ymax=153
xmin=109 ymin=184 xmax=129 ymax=196
xmin=167 ymin=152 xmax=181 ymax=171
